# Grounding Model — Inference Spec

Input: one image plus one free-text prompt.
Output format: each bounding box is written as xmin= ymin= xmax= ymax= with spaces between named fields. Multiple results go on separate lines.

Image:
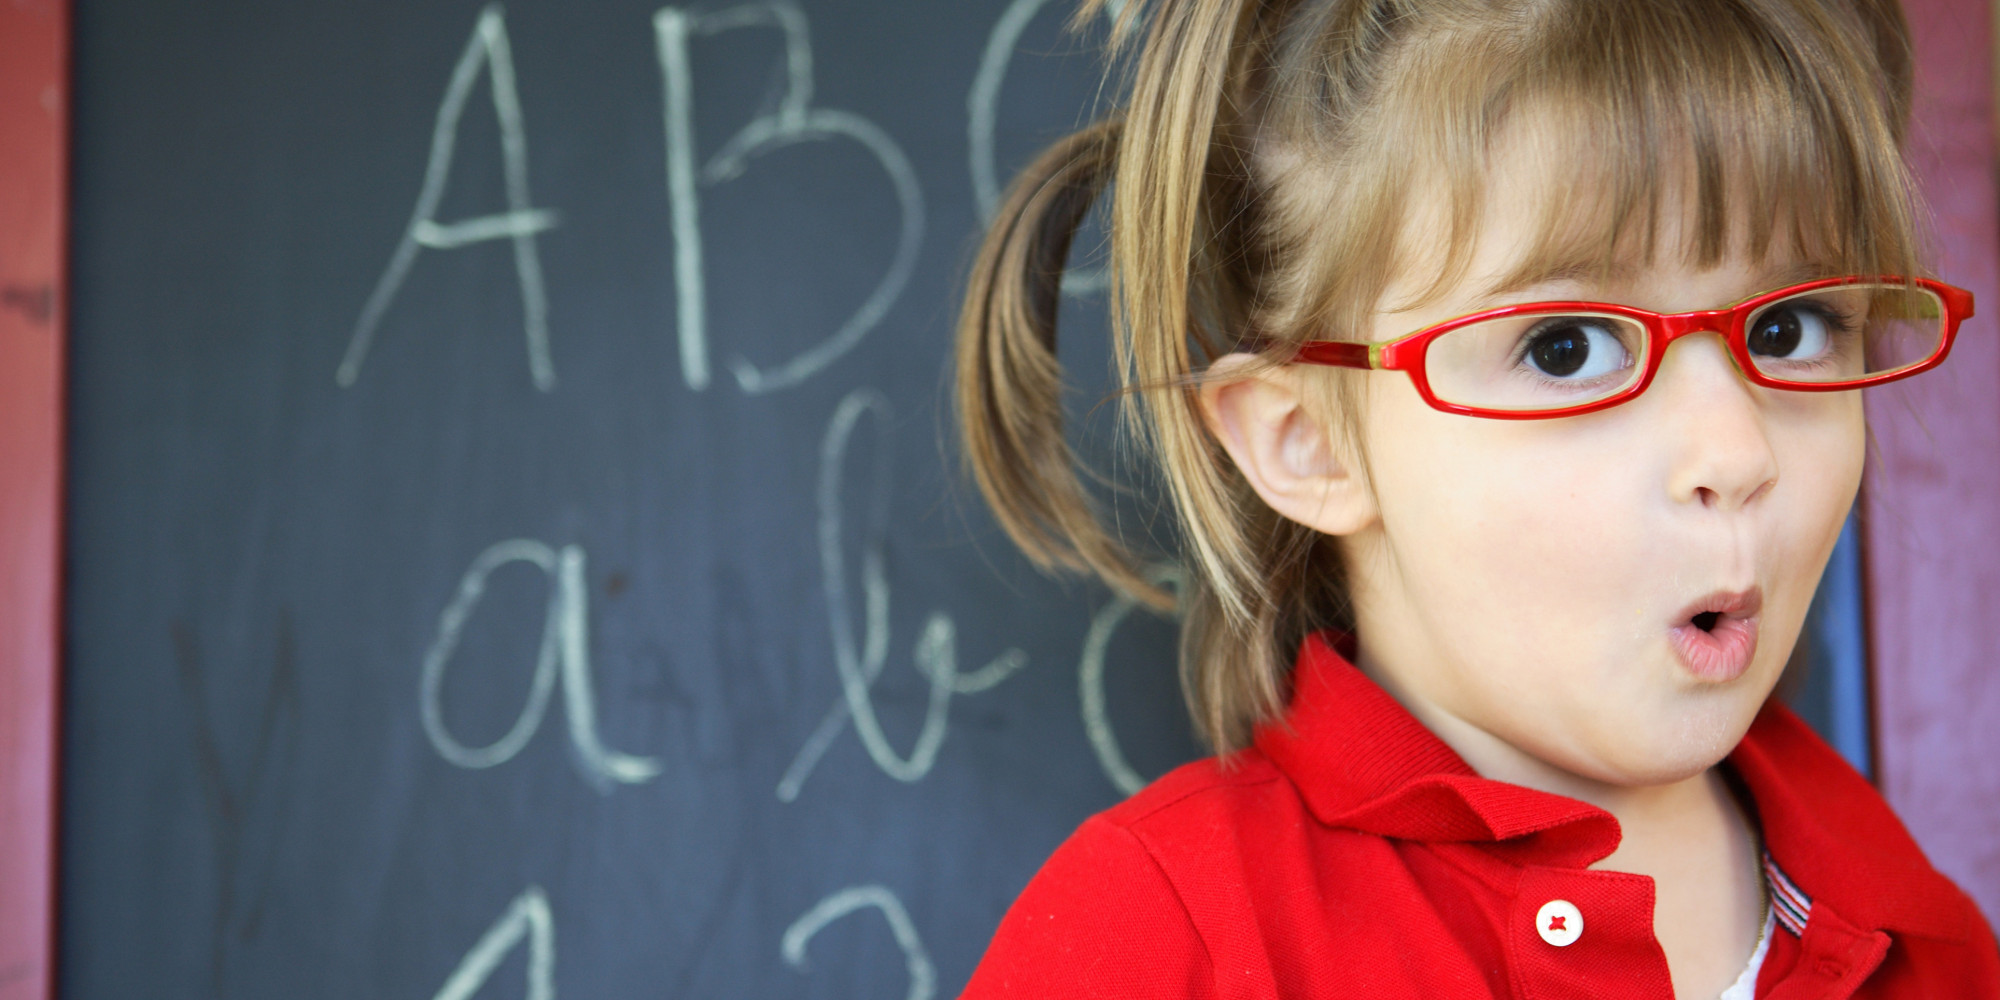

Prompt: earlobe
xmin=1199 ymin=353 xmax=1378 ymax=536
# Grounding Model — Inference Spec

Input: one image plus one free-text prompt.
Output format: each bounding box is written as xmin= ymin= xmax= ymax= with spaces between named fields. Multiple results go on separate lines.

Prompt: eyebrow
xmin=1481 ymin=259 xmax=1638 ymax=298
xmin=1481 ymin=256 xmax=1833 ymax=302
xmin=1750 ymin=259 xmax=1837 ymax=289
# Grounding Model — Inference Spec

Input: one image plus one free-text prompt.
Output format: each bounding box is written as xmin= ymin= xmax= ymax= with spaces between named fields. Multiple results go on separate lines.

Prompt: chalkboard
xmin=62 ymin=1 xmax=1197 ymax=996
xmin=58 ymin=0 xmax=1868 ymax=996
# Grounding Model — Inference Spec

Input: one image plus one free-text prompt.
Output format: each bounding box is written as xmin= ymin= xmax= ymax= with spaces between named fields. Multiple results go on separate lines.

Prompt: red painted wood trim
xmin=1867 ymin=0 xmax=2000 ymax=923
xmin=0 ymin=1 xmax=67 ymax=997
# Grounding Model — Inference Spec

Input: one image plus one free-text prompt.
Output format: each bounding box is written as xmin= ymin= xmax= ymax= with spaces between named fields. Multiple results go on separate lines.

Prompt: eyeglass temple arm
xmin=1293 ymin=340 xmax=1381 ymax=369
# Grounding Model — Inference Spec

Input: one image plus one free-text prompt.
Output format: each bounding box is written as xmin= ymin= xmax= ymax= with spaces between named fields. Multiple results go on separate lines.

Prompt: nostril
xmin=1695 ymin=485 xmax=1719 ymax=508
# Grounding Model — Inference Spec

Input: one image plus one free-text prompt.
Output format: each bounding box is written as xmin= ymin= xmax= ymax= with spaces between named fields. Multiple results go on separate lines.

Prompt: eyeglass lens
xmin=1742 ymin=284 xmax=1943 ymax=384
xmin=1423 ymin=311 xmax=1649 ymax=411
xmin=1420 ymin=283 xmax=1946 ymax=412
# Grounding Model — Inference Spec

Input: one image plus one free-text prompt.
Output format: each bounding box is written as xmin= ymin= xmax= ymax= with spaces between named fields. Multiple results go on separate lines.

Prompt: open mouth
xmin=1668 ymin=589 xmax=1762 ymax=682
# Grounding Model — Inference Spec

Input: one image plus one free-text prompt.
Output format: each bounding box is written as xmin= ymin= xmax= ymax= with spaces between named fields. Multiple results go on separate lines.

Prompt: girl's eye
xmin=1747 ymin=304 xmax=1833 ymax=360
xmin=1521 ymin=320 xmax=1632 ymax=380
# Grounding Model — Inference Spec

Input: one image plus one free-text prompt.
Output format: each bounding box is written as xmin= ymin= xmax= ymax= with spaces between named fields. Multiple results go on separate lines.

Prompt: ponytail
xmin=959 ymin=0 xmax=1315 ymax=753
xmin=955 ymin=119 xmax=1168 ymax=608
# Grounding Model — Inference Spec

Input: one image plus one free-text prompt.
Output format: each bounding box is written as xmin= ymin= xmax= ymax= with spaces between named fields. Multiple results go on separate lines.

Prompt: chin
xmin=1593 ymin=644 xmax=1788 ymax=784
xmin=1591 ymin=748 xmax=1727 ymax=788
xmin=1589 ymin=705 xmax=1761 ymax=787
xmin=1541 ymin=683 xmax=1765 ymax=788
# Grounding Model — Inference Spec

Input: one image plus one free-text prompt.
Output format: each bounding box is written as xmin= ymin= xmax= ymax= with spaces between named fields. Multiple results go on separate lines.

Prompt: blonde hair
xmin=957 ymin=0 xmax=1923 ymax=753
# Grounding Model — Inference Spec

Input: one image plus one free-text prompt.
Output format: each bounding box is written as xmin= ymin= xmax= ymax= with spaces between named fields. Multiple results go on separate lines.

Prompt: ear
xmin=1198 ymin=353 xmax=1378 ymax=536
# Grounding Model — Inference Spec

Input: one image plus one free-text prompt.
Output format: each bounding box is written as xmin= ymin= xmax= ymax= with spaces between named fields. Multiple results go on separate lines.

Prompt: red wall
xmin=1869 ymin=0 xmax=2000 ymax=923
xmin=0 ymin=1 xmax=67 ymax=998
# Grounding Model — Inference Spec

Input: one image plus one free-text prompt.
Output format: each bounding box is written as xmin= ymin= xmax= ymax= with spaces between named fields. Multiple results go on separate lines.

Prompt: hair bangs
xmin=1265 ymin=0 xmax=1925 ymax=342
xmin=1481 ymin=1 xmax=1924 ymax=300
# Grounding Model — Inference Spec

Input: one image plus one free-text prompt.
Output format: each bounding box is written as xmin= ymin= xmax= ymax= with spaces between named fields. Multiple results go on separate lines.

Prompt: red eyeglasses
xmin=1288 ymin=276 xmax=1972 ymax=419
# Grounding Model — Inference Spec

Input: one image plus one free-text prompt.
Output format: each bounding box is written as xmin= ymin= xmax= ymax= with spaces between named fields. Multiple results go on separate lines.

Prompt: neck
xmin=1356 ymin=645 xmax=1743 ymax=856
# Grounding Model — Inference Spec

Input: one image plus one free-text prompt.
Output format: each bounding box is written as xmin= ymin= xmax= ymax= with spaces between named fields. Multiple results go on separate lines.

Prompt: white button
xmin=1536 ymin=899 xmax=1583 ymax=947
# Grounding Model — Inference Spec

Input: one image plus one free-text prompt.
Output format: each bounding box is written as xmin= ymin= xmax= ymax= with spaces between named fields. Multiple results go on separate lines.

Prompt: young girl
xmin=953 ymin=0 xmax=2000 ymax=996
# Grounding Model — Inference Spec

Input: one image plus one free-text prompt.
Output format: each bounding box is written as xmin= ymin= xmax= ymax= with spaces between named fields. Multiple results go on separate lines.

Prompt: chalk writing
xmin=968 ymin=0 xmax=1116 ymax=294
xmin=420 ymin=539 xmax=661 ymax=791
xmin=430 ymin=886 xmax=554 ymax=1000
xmin=340 ymin=5 xmax=561 ymax=391
xmin=1080 ymin=566 xmax=1181 ymax=795
xmin=782 ymin=885 xmax=934 ymax=1000
xmin=653 ymin=3 xmax=925 ymax=393
xmin=776 ymin=389 xmax=1027 ymax=800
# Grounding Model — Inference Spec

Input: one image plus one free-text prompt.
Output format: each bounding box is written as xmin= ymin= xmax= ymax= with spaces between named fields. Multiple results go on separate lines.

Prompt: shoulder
xmin=960 ymin=755 xmax=1298 ymax=999
xmin=960 ymin=806 xmax=1214 ymax=998
xmin=1099 ymin=751 xmax=1294 ymax=835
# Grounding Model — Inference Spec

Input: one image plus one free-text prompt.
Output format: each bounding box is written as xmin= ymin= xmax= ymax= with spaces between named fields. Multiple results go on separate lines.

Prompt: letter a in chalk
xmin=338 ymin=4 xmax=562 ymax=392
xmin=429 ymin=887 xmax=554 ymax=1000
xmin=420 ymin=539 xmax=662 ymax=792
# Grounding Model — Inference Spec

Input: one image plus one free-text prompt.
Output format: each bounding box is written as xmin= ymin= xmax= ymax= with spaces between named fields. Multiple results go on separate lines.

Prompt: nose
xmin=1651 ymin=331 xmax=1780 ymax=511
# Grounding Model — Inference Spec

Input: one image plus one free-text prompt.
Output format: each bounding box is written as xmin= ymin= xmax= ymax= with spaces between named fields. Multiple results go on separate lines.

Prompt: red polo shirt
xmin=962 ymin=634 xmax=1999 ymax=998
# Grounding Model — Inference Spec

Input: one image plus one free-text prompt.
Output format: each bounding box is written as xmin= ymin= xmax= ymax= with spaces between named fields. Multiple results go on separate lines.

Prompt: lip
xmin=1668 ymin=587 xmax=1763 ymax=683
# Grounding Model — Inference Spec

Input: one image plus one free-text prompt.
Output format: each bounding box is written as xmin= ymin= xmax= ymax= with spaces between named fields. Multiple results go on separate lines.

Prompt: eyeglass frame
xmin=1286 ymin=275 xmax=1974 ymax=420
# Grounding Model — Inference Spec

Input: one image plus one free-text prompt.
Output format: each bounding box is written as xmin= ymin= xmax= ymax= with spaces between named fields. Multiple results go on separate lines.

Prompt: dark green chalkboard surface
xmin=60 ymin=1 xmax=1868 ymax=996
xmin=63 ymin=1 xmax=1198 ymax=995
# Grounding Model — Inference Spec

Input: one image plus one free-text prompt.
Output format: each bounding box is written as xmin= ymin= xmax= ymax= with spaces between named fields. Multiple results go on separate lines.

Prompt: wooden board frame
xmin=1869 ymin=0 xmax=2000 ymax=923
xmin=0 ymin=1 xmax=68 ymax=998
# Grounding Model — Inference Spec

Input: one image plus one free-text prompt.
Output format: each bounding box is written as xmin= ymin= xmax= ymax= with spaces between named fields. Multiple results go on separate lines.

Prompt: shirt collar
xmin=1252 ymin=633 xmax=1620 ymax=868
xmin=1730 ymin=703 xmax=1977 ymax=942
xmin=1253 ymin=632 xmax=1979 ymax=941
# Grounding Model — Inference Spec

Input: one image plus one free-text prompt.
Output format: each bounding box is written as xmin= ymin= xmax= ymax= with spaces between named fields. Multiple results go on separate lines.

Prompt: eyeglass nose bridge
xmin=1654 ymin=309 xmax=1735 ymax=343
xmin=1644 ymin=308 xmax=1756 ymax=384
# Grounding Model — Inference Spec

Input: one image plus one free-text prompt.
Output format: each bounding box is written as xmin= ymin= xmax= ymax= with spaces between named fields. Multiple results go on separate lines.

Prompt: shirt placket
xmin=1509 ymin=866 xmax=1675 ymax=999
xmin=1761 ymin=904 xmax=1890 ymax=999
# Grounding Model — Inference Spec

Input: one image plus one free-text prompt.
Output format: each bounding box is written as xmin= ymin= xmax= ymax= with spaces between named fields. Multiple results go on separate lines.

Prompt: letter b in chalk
xmin=653 ymin=2 xmax=925 ymax=394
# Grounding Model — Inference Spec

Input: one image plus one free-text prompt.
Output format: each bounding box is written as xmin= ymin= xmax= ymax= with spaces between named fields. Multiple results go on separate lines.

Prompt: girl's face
xmin=1339 ymin=182 xmax=1864 ymax=788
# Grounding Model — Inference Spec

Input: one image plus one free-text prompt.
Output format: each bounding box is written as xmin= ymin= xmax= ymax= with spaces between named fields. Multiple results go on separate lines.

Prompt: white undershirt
xmin=1716 ymin=908 xmax=1776 ymax=1000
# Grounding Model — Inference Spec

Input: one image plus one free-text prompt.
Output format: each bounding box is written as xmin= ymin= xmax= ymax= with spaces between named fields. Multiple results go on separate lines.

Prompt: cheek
xmin=1776 ymin=382 xmax=1864 ymax=484
xmin=1776 ymin=392 xmax=1865 ymax=512
xmin=1760 ymin=392 xmax=1864 ymax=573
xmin=1364 ymin=390 xmax=1655 ymax=633
xmin=1761 ymin=393 xmax=1866 ymax=625
xmin=1363 ymin=399 xmax=1672 ymax=766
